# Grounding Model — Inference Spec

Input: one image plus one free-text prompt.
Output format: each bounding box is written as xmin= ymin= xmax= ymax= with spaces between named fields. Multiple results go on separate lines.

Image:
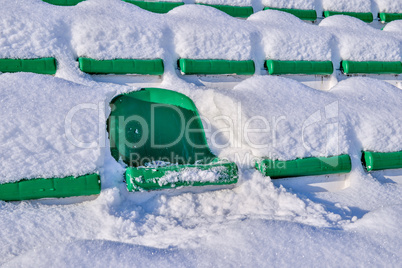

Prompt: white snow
xmin=319 ymin=16 xmax=402 ymax=63
xmin=373 ymin=0 xmax=402 ymax=13
xmin=322 ymin=0 xmax=371 ymax=13
xmin=250 ymin=11 xmax=332 ymax=61
xmin=71 ymin=1 xmax=166 ymax=60
xmin=383 ymin=20 xmax=402 ymax=34
xmin=195 ymin=0 xmax=253 ymax=6
xmin=331 ymin=77 xmax=402 ymax=153
xmin=0 ymin=73 xmax=111 ymax=183
xmin=261 ymin=0 xmax=315 ymax=10
xmin=0 ymin=0 xmax=401 ymax=266
xmin=157 ymin=166 xmax=230 ymax=186
xmin=169 ymin=5 xmax=254 ymax=60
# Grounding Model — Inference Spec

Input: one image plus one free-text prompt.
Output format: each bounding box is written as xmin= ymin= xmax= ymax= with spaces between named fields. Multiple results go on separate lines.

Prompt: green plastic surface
xmin=256 ymin=154 xmax=352 ymax=179
xmin=341 ymin=61 xmax=402 ymax=74
xmin=126 ymin=161 xmax=238 ymax=191
xmin=362 ymin=151 xmax=402 ymax=171
xmin=379 ymin=13 xmax=402 ymax=23
xmin=0 ymin=173 xmax=101 ymax=201
xmin=263 ymin=7 xmax=317 ymax=21
xmin=108 ymin=87 xmax=238 ymax=191
xmin=123 ymin=0 xmax=184 ymax=13
xmin=42 ymin=0 xmax=84 ymax=6
xmin=78 ymin=58 xmax=164 ymax=75
xmin=198 ymin=4 xmax=253 ymax=18
xmin=323 ymin=11 xmax=373 ymax=23
xmin=0 ymin=58 xmax=57 ymax=75
xmin=265 ymin=60 xmax=333 ymax=75
xmin=178 ymin=59 xmax=255 ymax=75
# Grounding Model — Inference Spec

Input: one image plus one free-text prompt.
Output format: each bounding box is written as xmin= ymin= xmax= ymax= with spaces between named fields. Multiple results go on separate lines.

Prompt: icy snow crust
xmin=0 ymin=0 xmax=401 ymax=266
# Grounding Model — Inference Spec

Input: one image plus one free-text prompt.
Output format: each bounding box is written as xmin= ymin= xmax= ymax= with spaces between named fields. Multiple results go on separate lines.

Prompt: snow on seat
xmin=256 ymin=155 xmax=352 ymax=179
xmin=72 ymin=2 xmax=166 ymax=76
xmin=42 ymin=0 xmax=84 ymax=6
xmin=0 ymin=3 xmax=63 ymax=76
xmin=225 ymin=76 xmax=350 ymax=181
xmin=0 ymin=73 xmax=106 ymax=201
xmin=263 ymin=7 xmax=317 ymax=21
xmin=261 ymin=0 xmax=317 ymax=21
xmin=374 ymin=0 xmax=402 ymax=23
xmin=331 ymin=78 xmax=402 ymax=173
xmin=322 ymin=0 xmax=373 ymax=23
xmin=170 ymin=5 xmax=255 ymax=76
xmin=122 ymin=0 xmax=184 ymax=14
xmin=323 ymin=11 xmax=373 ymax=23
xmin=362 ymin=151 xmax=402 ymax=172
xmin=107 ymin=88 xmax=238 ymax=191
xmin=78 ymin=58 xmax=164 ymax=75
xmin=250 ymin=11 xmax=333 ymax=78
xmin=319 ymin=16 xmax=401 ymax=82
xmin=196 ymin=3 xmax=253 ymax=18
xmin=0 ymin=58 xmax=57 ymax=75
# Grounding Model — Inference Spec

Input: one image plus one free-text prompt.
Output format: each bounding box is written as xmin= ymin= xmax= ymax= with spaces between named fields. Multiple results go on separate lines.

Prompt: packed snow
xmin=0 ymin=0 xmax=401 ymax=266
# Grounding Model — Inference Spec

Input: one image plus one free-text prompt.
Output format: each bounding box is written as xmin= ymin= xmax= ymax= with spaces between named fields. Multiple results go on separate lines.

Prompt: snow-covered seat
xmin=0 ymin=73 xmax=104 ymax=201
xmin=319 ymin=16 xmax=402 ymax=87
xmin=262 ymin=0 xmax=317 ymax=21
xmin=196 ymin=2 xmax=253 ymax=18
xmin=250 ymin=11 xmax=334 ymax=84
xmin=171 ymin=6 xmax=255 ymax=76
xmin=322 ymin=0 xmax=373 ymax=22
xmin=122 ymin=0 xmax=184 ymax=13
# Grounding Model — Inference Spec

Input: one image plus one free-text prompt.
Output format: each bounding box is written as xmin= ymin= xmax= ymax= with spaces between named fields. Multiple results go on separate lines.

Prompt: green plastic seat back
xmin=108 ymin=88 xmax=216 ymax=167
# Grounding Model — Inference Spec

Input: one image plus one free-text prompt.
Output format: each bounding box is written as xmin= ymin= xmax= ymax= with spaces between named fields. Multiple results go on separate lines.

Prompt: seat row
xmin=0 ymin=87 xmax=401 ymax=201
xmin=41 ymin=0 xmax=402 ymax=22
xmin=0 ymin=57 xmax=401 ymax=76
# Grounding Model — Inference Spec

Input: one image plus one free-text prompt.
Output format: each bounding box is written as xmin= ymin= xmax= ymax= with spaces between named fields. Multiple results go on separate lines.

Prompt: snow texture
xmin=0 ymin=0 xmax=401 ymax=266
xmin=0 ymin=73 xmax=111 ymax=183
xmin=373 ymin=0 xmax=402 ymax=13
xmin=157 ymin=166 xmax=229 ymax=185
xmin=319 ymin=16 xmax=402 ymax=62
xmin=322 ymin=0 xmax=371 ymax=13
xmin=195 ymin=0 xmax=253 ymax=6
xmin=71 ymin=1 xmax=166 ymax=60
xmin=169 ymin=5 xmax=254 ymax=61
xmin=250 ymin=11 xmax=332 ymax=61
xmin=261 ymin=0 xmax=315 ymax=10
